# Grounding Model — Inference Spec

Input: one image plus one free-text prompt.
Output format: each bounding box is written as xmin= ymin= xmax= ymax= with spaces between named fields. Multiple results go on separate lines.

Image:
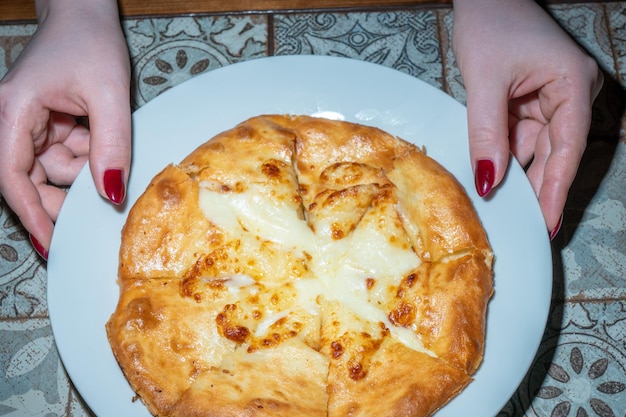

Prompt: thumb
xmin=464 ymin=79 xmax=511 ymax=198
xmin=87 ymin=89 xmax=132 ymax=205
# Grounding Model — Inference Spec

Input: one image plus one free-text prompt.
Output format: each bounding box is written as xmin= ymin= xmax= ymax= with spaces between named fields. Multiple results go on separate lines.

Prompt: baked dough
xmin=106 ymin=115 xmax=494 ymax=417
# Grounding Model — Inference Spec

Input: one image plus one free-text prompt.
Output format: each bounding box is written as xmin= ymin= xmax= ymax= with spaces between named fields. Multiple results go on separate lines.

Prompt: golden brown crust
xmin=387 ymin=147 xmax=492 ymax=262
xmin=107 ymin=114 xmax=494 ymax=417
xmin=389 ymin=251 xmax=493 ymax=374
xmin=326 ymin=339 xmax=471 ymax=417
xmin=105 ymin=278 xmax=239 ymax=415
xmin=118 ymin=164 xmax=215 ymax=280
xmin=169 ymin=341 xmax=329 ymax=417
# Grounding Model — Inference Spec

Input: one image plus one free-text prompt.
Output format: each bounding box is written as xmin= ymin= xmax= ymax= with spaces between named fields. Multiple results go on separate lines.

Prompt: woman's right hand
xmin=452 ymin=0 xmax=603 ymax=237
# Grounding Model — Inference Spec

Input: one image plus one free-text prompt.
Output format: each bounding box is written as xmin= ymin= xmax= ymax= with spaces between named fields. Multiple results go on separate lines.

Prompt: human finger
xmin=537 ymin=104 xmax=589 ymax=234
xmin=37 ymin=145 xmax=88 ymax=185
xmin=28 ymin=159 xmax=68 ymax=222
xmin=533 ymin=62 xmax=602 ymax=234
xmin=508 ymin=117 xmax=544 ymax=167
xmin=0 ymin=107 xmax=55 ymax=251
xmin=37 ymin=114 xmax=90 ymax=186
xmin=46 ymin=112 xmax=90 ymax=155
xmin=509 ymin=92 xmax=549 ymax=124
xmin=35 ymin=182 xmax=70 ymax=224
xmin=507 ymin=92 xmax=552 ymax=168
xmin=0 ymin=169 xmax=55 ymax=252
xmin=85 ymin=78 xmax=132 ymax=206
xmin=464 ymin=78 xmax=511 ymax=198
xmin=524 ymin=124 xmax=552 ymax=196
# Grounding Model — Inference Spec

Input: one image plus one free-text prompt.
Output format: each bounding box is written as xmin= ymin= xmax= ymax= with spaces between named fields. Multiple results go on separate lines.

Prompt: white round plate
xmin=48 ymin=55 xmax=552 ymax=417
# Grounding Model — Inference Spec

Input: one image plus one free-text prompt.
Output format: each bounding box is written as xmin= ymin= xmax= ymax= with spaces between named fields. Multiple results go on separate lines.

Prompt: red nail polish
xmin=104 ymin=169 xmax=125 ymax=205
xmin=475 ymin=159 xmax=495 ymax=197
xmin=549 ymin=213 xmax=563 ymax=241
xmin=29 ymin=234 xmax=49 ymax=261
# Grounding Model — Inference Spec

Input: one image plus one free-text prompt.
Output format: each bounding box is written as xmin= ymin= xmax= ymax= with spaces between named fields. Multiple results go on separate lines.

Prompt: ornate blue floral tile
xmin=0 ymin=200 xmax=47 ymax=319
xmin=122 ymin=15 xmax=268 ymax=108
xmin=500 ymin=299 xmax=626 ymax=417
xmin=0 ymin=319 xmax=72 ymax=417
xmin=273 ymin=10 xmax=444 ymax=90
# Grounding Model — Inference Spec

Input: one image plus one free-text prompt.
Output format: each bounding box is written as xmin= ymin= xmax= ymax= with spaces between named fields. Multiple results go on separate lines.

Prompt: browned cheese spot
xmin=405 ymin=272 xmax=418 ymax=288
xmin=348 ymin=360 xmax=367 ymax=381
xmin=215 ymin=304 xmax=250 ymax=344
xmin=331 ymin=341 xmax=344 ymax=359
xmin=331 ymin=223 xmax=345 ymax=240
xmin=261 ymin=160 xmax=285 ymax=180
xmin=379 ymin=322 xmax=390 ymax=337
xmin=388 ymin=302 xmax=417 ymax=327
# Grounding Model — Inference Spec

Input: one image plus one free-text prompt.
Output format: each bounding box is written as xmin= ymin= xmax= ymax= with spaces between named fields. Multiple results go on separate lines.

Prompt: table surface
xmin=1 ymin=2 xmax=625 ymax=417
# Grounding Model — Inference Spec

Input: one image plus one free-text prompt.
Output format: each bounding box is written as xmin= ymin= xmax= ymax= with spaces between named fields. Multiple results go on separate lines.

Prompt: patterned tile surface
xmin=123 ymin=15 xmax=268 ymax=107
xmin=500 ymin=300 xmax=626 ymax=417
xmin=605 ymin=2 xmax=626 ymax=84
xmin=1 ymin=3 xmax=625 ymax=417
xmin=0 ymin=24 xmax=35 ymax=73
xmin=273 ymin=11 xmax=443 ymax=89
xmin=0 ymin=210 xmax=47 ymax=319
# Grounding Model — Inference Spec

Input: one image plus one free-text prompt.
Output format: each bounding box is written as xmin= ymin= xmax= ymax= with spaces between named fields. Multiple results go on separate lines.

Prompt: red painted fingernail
xmin=104 ymin=169 xmax=125 ymax=205
xmin=29 ymin=234 xmax=48 ymax=261
xmin=549 ymin=213 xmax=564 ymax=241
xmin=475 ymin=159 xmax=495 ymax=197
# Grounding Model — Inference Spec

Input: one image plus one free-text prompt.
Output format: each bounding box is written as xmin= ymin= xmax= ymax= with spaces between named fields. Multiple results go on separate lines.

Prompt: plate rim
xmin=47 ymin=55 xmax=552 ymax=417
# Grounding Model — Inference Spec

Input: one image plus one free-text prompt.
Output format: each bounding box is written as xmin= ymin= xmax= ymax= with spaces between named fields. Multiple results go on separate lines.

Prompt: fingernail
xmin=549 ymin=213 xmax=564 ymax=241
xmin=104 ymin=169 xmax=125 ymax=205
xmin=475 ymin=159 xmax=495 ymax=197
xmin=29 ymin=234 xmax=49 ymax=261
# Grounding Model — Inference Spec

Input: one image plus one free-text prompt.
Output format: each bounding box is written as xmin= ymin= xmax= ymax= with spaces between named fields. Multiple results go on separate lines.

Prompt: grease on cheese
xmin=198 ymin=184 xmax=432 ymax=356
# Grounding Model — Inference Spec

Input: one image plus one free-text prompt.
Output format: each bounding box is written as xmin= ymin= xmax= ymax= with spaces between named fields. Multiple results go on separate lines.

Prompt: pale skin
xmin=452 ymin=0 xmax=603 ymax=235
xmin=0 ymin=0 xmax=602 ymax=256
xmin=0 ymin=0 xmax=131 ymax=255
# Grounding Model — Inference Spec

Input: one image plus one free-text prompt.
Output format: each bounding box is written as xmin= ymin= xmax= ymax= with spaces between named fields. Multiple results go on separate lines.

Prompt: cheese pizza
xmin=106 ymin=114 xmax=494 ymax=417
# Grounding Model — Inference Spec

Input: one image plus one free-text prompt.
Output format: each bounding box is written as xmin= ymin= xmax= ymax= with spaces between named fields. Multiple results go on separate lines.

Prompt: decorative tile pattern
xmin=69 ymin=394 xmax=94 ymax=417
xmin=500 ymin=300 xmax=626 ymax=417
xmin=1 ymin=4 xmax=626 ymax=417
xmin=549 ymin=3 xmax=615 ymax=76
xmin=0 ymin=201 xmax=46 ymax=319
xmin=273 ymin=11 xmax=444 ymax=89
xmin=0 ymin=24 xmax=35 ymax=77
xmin=123 ymin=15 xmax=268 ymax=107
xmin=437 ymin=8 xmax=466 ymax=104
xmin=561 ymin=143 xmax=626 ymax=299
xmin=561 ymin=141 xmax=626 ymax=300
xmin=609 ymin=2 xmax=626 ymax=85
xmin=0 ymin=319 xmax=70 ymax=417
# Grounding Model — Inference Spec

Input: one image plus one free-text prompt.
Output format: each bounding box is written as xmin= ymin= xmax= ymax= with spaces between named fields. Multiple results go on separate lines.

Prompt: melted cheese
xmin=254 ymin=310 xmax=292 ymax=337
xmin=199 ymin=185 xmax=432 ymax=356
